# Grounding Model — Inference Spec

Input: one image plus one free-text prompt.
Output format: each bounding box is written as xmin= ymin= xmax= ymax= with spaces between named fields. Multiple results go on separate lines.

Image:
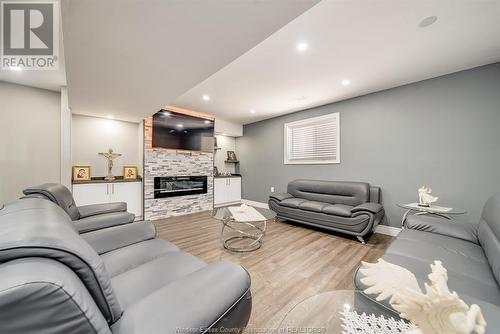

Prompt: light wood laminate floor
xmin=153 ymin=211 xmax=393 ymax=330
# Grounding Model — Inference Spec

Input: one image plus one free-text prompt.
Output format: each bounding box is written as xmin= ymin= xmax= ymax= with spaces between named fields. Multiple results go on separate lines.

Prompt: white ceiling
xmin=60 ymin=0 xmax=319 ymax=122
xmin=0 ymin=9 xmax=66 ymax=91
xmin=173 ymin=0 xmax=500 ymax=124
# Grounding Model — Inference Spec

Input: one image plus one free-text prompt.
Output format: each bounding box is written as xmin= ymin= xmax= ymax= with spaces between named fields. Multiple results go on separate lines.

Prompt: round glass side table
xmin=397 ymin=203 xmax=466 ymax=228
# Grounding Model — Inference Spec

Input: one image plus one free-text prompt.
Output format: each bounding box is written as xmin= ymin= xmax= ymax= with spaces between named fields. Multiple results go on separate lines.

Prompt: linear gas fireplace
xmin=154 ymin=176 xmax=208 ymax=199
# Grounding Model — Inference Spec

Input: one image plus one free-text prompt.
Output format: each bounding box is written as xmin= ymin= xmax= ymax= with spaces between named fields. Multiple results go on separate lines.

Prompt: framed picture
xmin=227 ymin=151 xmax=237 ymax=161
xmin=72 ymin=166 xmax=91 ymax=181
xmin=123 ymin=166 xmax=138 ymax=180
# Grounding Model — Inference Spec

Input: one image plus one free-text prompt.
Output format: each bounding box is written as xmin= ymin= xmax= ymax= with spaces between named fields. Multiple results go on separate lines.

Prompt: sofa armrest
xmin=81 ymin=221 xmax=157 ymax=254
xmin=351 ymin=202 xmax=383 ymax=214
xmin=269 ymin=193 xmax=294 ymax=202
xmin=406 ymin=215 xmax=479 ymax=244
xmin=78 ymin=202 xmax=127 ymax=218
xmin=75 ymin=211 xmax=135 ymax=233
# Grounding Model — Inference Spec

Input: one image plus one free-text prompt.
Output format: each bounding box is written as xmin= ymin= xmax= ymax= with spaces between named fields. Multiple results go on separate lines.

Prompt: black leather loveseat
xmin=354 ymin=192 xmax=500 ymax=333
xmin=269 ymin=180 xmax=384 ymax=243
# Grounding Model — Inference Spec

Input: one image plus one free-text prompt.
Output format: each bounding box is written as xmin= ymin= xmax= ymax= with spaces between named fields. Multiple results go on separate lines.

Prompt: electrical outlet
xmin=270 ymin=187 xmax=275 ymax=193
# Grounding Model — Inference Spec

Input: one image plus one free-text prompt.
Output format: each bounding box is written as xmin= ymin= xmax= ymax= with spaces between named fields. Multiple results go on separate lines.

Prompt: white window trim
xmin=283 ymin=112 xmax=340 ymax=165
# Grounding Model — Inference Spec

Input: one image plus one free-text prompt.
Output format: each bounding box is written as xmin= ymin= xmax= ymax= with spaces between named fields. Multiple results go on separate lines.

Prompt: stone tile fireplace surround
xmin=144 ymin=112 xmax=214 ymax=220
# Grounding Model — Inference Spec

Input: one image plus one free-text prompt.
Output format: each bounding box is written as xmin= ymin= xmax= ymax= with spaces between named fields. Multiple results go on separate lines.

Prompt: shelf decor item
xmin=359 ymin=259 xmax=486 ymax=334
xmin=418 ymin=185 xmax=438 ymax=207
xmin=98 ymin=148 xmax=122 ymax=181
xmin=227 ymin=150 xmax=237 ymax=161
xmin=72 ymin=166 xmax=91 ymax=181
xmin=123 ymin=166 xmax=138 ymax=180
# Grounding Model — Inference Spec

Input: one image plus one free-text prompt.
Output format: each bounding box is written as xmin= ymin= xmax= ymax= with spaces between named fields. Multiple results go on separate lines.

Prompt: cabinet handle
xmin=106 ymin=184 xmax=109 ymax=195
xmin=112 ymin=184 xmax=114 ymax=194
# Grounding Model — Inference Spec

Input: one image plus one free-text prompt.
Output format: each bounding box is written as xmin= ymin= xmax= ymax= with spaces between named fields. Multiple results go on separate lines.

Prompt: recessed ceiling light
xmin=296 ymin=43 xmax=308 ymax=51
xmin=106 ymin=115 xmax=114 ymax=119
xmin=9 ymin=66 xmax=22 ymax=71
xmin=419 ymin=16 xmax=438 ymax=28
xmin=341 ymin=79 xmax=351 ymax=86
xmin=202 ymin=95 xmax=210 ymax=101
xmin=177 ymin=123 xmax=183 ymax=128
xmin=250 ymin=109 xmax=256 ymax=114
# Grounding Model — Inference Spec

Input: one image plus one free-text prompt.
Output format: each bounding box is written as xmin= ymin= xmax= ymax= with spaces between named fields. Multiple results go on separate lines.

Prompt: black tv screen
xmin=152 ymin=110 xmax=214 ymax=152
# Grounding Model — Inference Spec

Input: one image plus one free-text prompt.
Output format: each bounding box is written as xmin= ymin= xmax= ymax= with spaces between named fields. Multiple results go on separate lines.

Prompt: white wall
xmin=214 ymin=135 xmax=237 ymax=174
xmin=72 ymin=115 xmax=142 ymax=178
xmin=0 ymin=81 xmax=61 ymax=204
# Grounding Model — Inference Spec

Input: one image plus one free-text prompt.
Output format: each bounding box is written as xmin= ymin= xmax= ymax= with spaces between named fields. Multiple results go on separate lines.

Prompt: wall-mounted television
xmin=152 ymin=109 xmax=214 ymax=153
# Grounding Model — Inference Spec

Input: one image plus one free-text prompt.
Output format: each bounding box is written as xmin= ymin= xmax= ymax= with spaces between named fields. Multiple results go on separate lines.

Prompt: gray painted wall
xmin=236 ymin=63 xmax=500 ymax=228
xmin=0 ymin=81 xmax=61 ymax=204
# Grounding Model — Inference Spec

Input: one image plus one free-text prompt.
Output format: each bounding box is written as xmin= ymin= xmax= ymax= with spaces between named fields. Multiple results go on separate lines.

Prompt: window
xmin=284 ymin=113 xmax=340 ymax=164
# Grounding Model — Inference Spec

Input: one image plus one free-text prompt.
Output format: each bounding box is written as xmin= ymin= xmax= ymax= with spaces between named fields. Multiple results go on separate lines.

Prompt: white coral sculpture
xmin=359 ymin=259 xmax=486 ymax=334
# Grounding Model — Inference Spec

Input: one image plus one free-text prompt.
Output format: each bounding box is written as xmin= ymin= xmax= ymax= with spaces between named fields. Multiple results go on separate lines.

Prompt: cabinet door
xmin=214 ymin=178 xmax=227 ymax=205
xmin=72 ymin=183 xmax=110 ymax=206
xmin=227 ymin=177 xmax=242 ymax=203
xmin=111 ymin=182 xmax=142 ymax=217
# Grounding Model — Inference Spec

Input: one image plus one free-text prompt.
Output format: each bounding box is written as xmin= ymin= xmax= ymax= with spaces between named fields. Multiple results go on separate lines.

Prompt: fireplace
xmin=154 ymin=176 xmax=208 ymax=199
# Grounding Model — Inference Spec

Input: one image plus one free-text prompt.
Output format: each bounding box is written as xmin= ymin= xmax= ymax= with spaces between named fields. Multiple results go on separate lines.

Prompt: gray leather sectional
xmin=269 ymin=180 xmax=384 ymax=243
xmin=355 ymin=192 xmax=500 ymax=332
xmin=23 ymin=183 xmax=136 ymax=233
xmin=0 ymin=197 xmax=252 ymax=333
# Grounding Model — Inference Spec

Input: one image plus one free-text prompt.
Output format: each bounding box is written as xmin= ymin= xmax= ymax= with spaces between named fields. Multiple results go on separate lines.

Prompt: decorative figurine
xmin=99 ymin=148 xmax=122 ymax=181
xmin=359 ymin=259 xmax=486 ymax=334
xmin=418 ymin=186 xmax=438 ymax=207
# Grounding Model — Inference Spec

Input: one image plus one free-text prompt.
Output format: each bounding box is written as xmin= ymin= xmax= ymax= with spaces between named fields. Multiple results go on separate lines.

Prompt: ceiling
xmin=60 ymin=0 xmax=319 ymax=122
xmin=0 ymin=12 xmax=66 ymax=91
xmin=173 ymin=0 xmax=500 ymax=124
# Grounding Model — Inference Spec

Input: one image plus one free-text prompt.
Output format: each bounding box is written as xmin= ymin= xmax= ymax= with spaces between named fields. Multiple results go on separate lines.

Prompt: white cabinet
xmin=72 ymin=181 xmax=142 ymax=218
xmin=214 ymin=177 xmax=241 ymax=207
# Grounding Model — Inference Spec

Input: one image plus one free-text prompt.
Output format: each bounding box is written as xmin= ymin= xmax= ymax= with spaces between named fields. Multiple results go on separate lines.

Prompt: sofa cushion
xmin=75 ymin=211 xmax=136 ymax=233
xmin=101 ymin=239 xmax=179 ymax=277
xmin=111 ymin=261 xmax=251 ymax=334
xmin=387 ymin=234 xmax=496 ymax=287
xmin=110 ymin=250 xmax=206 ymax=308
xmin=280 ymin=198 xmax=307 ymax=209
xmin=322 ymin=204 xmax=353 ymax=217
xmin=397 ymin=229 xmax=486 ymax=264
xmin=298 ymin=200 xmax=329 ymax=213
xmin=287 ymin=180 xmax=369 ymax=206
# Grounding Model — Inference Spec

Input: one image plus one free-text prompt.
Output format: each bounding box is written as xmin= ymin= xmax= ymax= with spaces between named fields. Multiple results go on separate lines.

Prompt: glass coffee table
xmin=280 ymin=290 xmax=408 ymax=333
xmin=212 ymin=205 xmax=276 ymax=252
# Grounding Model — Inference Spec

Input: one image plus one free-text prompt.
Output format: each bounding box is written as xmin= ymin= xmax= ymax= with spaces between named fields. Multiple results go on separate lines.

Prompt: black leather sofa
xmin=355 ymin=192 xmax=500 ymax=333
xmin=269 ymin=180 xmax=384 ymax=243
xmin=0 ymin=197 xmax=252 ymax=333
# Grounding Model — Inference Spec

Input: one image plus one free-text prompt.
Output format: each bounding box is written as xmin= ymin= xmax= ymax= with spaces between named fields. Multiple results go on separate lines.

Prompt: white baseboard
xmin=242 ymin=198 xmax=401 ymax=237
xmin=241 ymin=199 xmax=269 ymax=209
xmin=374 ymin=225 xmax=401 ymax=236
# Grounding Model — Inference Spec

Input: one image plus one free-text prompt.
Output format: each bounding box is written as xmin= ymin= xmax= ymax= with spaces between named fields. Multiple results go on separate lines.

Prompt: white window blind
xmin=284 ymin=113 xmax=340 ymax=164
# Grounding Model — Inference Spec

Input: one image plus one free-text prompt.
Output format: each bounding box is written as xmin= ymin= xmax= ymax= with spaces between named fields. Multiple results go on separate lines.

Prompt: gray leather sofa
xmin=269 ymin=180 xmax=384 ymax=243
xmin=355 ymin=193 xmax=500 ymax=332
xmin=23 ymin=183 xmax=135 ymax=233
xmin=0 ymin=197 xmax=252 ymax=333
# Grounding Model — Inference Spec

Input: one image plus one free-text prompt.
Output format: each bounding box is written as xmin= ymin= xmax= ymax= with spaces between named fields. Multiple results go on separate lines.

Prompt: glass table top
xmin=212 ymin=205 xmax=277 ymax=222
xmin=280 ymin=290 xmax=401 ymax=333
xmin=397 ymin=202 xmax=466 ymax=214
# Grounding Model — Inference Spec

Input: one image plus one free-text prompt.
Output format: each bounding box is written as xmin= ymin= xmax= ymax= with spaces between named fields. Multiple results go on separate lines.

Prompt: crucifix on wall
xmin=99 ymin=148 xmax=122 ymax=181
